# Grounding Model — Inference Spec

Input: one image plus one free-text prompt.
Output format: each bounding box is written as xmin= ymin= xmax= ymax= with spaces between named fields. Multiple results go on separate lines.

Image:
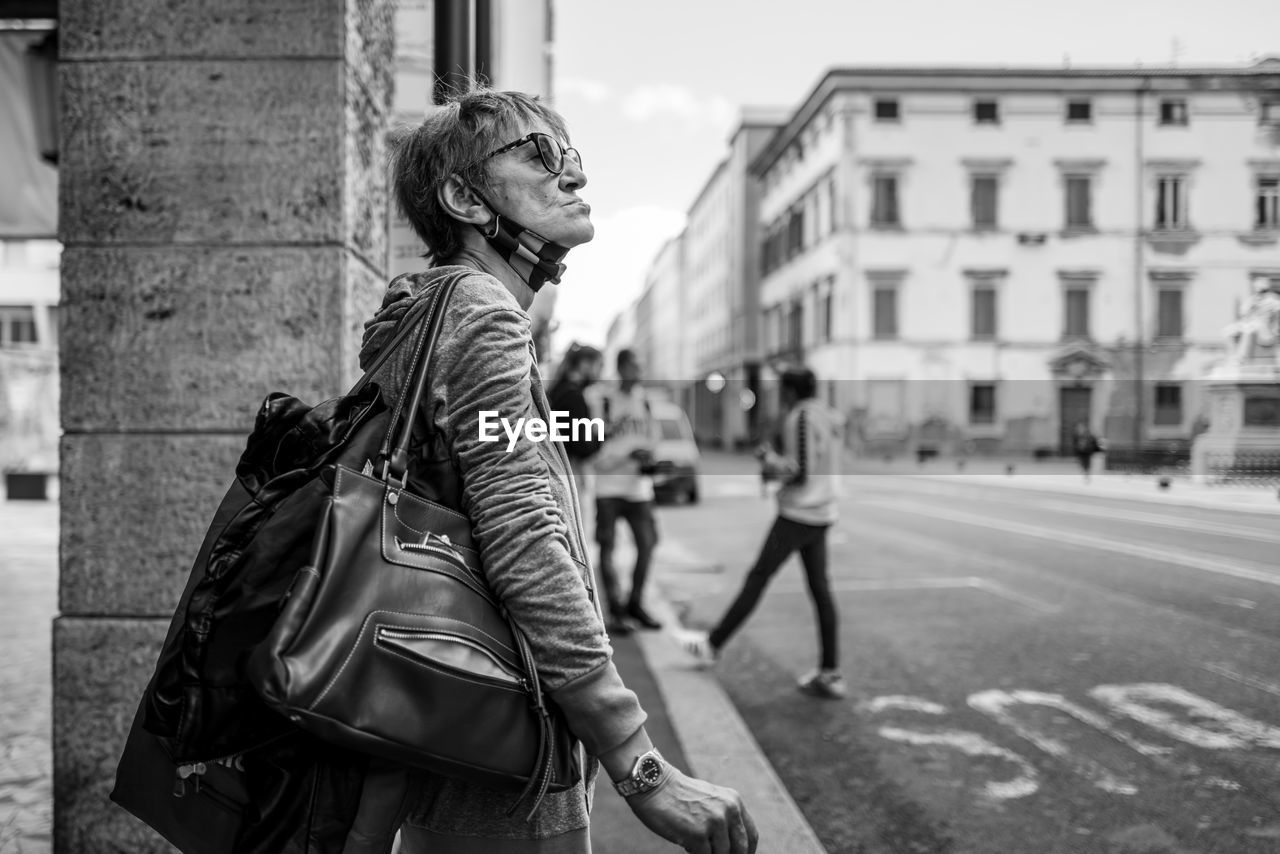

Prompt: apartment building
xmin=752 ymin=61 xmax=1280 ymax=455
xmin=674 ymin=109 xmax=786 ymax=447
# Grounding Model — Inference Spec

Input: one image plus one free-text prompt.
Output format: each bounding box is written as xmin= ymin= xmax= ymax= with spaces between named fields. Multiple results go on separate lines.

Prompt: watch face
xmin=639 ymin=755 xmax=663 ymax=784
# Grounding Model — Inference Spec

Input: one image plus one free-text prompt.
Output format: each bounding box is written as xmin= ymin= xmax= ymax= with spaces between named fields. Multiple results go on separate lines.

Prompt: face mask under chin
xmin=473 ymin=210 xmax=570 ymax=293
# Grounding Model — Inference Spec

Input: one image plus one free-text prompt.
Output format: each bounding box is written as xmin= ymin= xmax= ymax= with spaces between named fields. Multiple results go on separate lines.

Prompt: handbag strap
xmin=348 ymin=296 xmax=435 ymax=397
xmin=379 ymin=271 xmax=464 ymax=484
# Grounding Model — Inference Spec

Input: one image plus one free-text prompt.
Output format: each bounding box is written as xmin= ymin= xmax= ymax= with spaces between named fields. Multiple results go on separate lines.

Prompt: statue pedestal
xmin=1190 ymin=363 xmax=1280 ymax=483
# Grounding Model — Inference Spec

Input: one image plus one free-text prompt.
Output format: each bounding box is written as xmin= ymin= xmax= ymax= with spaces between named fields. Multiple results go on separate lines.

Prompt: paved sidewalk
xmin=0 ymin=496 xmax=56 ymax=854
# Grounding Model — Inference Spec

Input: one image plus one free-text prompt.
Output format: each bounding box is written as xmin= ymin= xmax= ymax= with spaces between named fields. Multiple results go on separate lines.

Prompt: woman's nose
xmin=561 ymin=159 xmax=587 ymax=191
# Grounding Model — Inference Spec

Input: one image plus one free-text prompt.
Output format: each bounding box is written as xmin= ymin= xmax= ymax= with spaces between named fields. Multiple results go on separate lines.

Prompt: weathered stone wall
xmin=54 ymin=1 xmax=395 ymax=849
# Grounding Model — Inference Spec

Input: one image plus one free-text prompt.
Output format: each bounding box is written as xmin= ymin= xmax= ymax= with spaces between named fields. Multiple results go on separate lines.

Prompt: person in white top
xmin=591 ymin=349 xmax=664 ymax=630
xmin=682 ymin=366 xmax=848 ymax=699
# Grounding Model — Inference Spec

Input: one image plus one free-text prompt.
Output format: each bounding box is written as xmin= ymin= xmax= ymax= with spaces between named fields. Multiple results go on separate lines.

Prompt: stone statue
xmin=1225 ymin=278 xmax=1280 ymax=364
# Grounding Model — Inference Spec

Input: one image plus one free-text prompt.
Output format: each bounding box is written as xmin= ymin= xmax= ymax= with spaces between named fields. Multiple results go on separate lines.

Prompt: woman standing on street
xmin=349 ymin=88 xmax=757 ymax=854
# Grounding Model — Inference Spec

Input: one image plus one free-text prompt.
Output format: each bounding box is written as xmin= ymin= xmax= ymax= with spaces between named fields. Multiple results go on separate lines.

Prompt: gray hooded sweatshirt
xmin=358 ymin=266 xmax=646 ymax=839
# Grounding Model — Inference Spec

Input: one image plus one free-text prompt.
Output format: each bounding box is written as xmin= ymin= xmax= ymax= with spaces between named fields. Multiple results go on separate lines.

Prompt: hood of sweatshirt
xmin=357 ymin=267 xmax=470 ymax=372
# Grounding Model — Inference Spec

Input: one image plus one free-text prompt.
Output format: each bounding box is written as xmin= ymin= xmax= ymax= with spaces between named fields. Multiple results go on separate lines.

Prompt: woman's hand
xmin=625 ymin=767 xmax=758 ymax=854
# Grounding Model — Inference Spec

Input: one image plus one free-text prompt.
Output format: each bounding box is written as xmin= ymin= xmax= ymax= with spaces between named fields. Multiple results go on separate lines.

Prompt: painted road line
xmin=769 ymin=575 xmax=1062 ymax=615
xmin=1090 ymin=683 xmax=1280 ymax=750
xmin=1017 ymin=499 xmax=1280 ymax=546
xmin=875 ymin=726 xmax=1041 ymax=801
xmin=872 ymin=499 xmax=1280 ymax=589
xmin=1200 ymin=663 xmax=1280 ymax=699
xmin=969 ymin=690 xmax=1139 ymax=795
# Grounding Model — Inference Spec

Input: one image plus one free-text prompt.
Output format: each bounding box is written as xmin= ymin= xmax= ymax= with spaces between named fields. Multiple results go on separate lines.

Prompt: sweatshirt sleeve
xmin=435 ymin=293 xmax=646 ymax=757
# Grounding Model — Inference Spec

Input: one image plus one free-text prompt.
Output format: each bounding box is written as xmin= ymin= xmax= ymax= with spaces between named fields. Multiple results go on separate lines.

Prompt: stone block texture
xmin=60 ymin=246 xmax=353 ymax=431
xmin=60 ymin=0 xmax=346 ymax=60
xmin=55 ymin=1 xmax=396 ymax=849
xmin=53 ymin=618 xmax=170 ymax=853
xmin=59 ymin=434 xmax=242 ymax=616
xmin=59 ymin=60 xmax=346 ymax=246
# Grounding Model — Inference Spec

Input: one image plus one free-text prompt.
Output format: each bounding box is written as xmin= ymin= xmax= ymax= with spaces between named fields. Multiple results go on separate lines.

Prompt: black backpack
xmin=112 ymin=282 xmax=452 ymax=854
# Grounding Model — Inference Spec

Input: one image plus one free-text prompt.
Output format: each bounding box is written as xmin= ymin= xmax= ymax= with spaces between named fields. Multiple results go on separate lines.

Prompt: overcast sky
xmin=547 ymin=0 xmax=1280 ymax=353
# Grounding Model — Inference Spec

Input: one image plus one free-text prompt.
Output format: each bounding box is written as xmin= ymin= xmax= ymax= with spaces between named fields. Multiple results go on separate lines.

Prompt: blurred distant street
xmin=660 ymin=452 xmax=1280 ymax=854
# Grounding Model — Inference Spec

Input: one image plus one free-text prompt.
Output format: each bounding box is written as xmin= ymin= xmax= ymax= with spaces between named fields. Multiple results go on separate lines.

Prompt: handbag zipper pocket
xmin=375 ymin=627 xmax=526 ymax=690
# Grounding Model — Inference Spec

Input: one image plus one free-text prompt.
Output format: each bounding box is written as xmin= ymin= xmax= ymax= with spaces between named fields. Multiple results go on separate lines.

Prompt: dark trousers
xmin=709 ymin=515 xmax=839 ymax=670
xmin=595 ymin=497 xmax=658 ymax=612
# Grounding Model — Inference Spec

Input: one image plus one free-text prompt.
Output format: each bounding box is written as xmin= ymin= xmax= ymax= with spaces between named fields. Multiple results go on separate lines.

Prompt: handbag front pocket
xmin=374 ymin=626 xmax=524 ymax=690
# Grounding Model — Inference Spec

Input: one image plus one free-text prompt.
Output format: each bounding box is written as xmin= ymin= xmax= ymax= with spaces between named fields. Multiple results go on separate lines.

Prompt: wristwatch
xmin=613 ymin=748 xmax=669 ymax=797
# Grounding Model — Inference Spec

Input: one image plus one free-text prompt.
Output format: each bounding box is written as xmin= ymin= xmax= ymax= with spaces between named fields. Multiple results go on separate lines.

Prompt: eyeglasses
xmin=476 ymin=132 xmax=583 ymax=176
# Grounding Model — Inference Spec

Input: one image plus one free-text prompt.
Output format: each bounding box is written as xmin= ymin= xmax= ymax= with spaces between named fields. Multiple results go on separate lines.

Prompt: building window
xmin=1153 ymin=383 xmax=1183 ymax=426
xmin=871 ymin=174 xmax=901 ymax=227
xmin=827 ymin=176 xmax=840 ymax=233
xmin=1066 ymin=99 xmax=1092 ymax=123
xmin=1256 ymin=176 xmax=1280 ymax=229
xmin=1260 ymin=100 xmax=1280 ymax=125
xmin=973 ymin=99 xmax=1000 ymax=124
xmin=1064 ymin=175 xmax=1093 ymax=229
xmin=786 ymin=206 xmax=805 ymax=258
xmin=787 ymin=299 xmax=804 ymax=352
xmin=872 ymin=287 xmax=898 ymax=339
xmin=1155 ymin=288 xmax=1184 ymax=340
xmin=814 ymin=279 xmax=834 ymax=343
xmin=1154 ymin=175 xmax=1189 ymax=230
xmin=1063 ymin=287 xmax=1090 ymax=339
xmin=971 ymin=286 xmax=997 ymax=340
xmin=874 ymin=98 xmax=900 ymax=121
xmin=969 ymin=383 xmax=997 ymax=425
xmin=1159 ymin=99 xmax=1188 ymax=126
xmin=0 ymin=306 xmax=38 ymax=346
xmin=971 ymin=175 xmax=999 ymax=229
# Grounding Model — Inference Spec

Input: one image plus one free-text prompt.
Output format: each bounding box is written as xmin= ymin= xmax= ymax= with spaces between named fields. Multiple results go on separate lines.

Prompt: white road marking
xmin=1005 ymin=499 xmax=1280 ymax=546
xmin=1090 ymin=683 xmax=1280 ymax=750
xmin=1210 ymin=596 xmax=1258 ymax=609
xmin=770 ymin=575 xmax=1060 ymax=614
xmin=861 ymin=695 xmax=948 ymax=715
xmin=876 ymin=726 xmax=1041 ymax=800
xmin=873 ymin=499 xmax=1280 ymax=589
xmin=1201 ymin=663 xmax=1280 ymax=698
xmin=968 ymin=690 xmax=1138 ymax=795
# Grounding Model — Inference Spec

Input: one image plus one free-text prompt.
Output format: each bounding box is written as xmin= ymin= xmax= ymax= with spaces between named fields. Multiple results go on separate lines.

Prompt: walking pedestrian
xmin=1072 ymin=421 xmax=1102 ymax=483
xmin=350 ymin=87 xmax=756 ymax=853
xmin=592 ymin=349 xmax=664 ymax=631
xmin=681 ymin=367 xmax=848 ymax=700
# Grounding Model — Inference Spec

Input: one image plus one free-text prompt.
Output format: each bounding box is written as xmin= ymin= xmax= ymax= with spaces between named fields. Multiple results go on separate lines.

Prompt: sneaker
xmin=677 ymin=629 xmax=717 ymax=669
xmin=797 ymin=670 xmax=847 ymax=700
xmin=625 ymin=602 xmax=662 ymax=631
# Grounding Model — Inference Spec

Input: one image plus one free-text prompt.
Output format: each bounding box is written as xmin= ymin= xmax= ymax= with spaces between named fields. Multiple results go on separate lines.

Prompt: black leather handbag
xmin=247 ymin=274 xmax=580 ymax=819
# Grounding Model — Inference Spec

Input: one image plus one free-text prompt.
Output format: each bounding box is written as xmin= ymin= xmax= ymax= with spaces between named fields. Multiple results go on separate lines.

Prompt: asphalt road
xmin=656 ymin=460 xmax=1280 ymax=854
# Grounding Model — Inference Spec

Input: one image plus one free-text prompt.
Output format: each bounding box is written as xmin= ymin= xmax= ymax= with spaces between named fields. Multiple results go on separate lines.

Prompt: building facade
xmin=660 ymin=109 xmax=785 ymax=447
xmin=752 ymin=62 xmax=1280 ymax=456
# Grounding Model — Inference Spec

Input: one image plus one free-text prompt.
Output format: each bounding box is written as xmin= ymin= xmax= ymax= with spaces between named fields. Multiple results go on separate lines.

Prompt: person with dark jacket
xmin=547 ymin=343 xmax=605 ymax=468
xmin=1072 ymin=422 xmax=1102 ymax=482
xmin=351 ymin=88 xmax=757 ymax=853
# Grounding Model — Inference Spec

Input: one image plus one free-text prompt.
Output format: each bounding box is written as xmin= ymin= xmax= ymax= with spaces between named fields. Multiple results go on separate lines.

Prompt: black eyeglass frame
xmin=474 ymin=132 xmax=582 ymax=176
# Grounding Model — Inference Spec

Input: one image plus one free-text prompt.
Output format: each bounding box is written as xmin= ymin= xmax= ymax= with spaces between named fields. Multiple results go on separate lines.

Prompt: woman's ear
xmin=438 ymin=176 xmax=492 ymax=226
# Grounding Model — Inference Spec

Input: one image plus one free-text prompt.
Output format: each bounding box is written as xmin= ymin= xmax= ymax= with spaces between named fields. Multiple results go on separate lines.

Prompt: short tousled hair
xmin=780 ymin=366 xmax=817 ymax=400
xmin=388 ymin=87 xmax=570 ymax=263
xmin=616 ymin=348 xmax=638 ymax=371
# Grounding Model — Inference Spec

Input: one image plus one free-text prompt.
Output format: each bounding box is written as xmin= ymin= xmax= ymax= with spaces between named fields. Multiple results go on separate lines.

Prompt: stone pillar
xmin=53 ymin=2 xmax=394 ymax=850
